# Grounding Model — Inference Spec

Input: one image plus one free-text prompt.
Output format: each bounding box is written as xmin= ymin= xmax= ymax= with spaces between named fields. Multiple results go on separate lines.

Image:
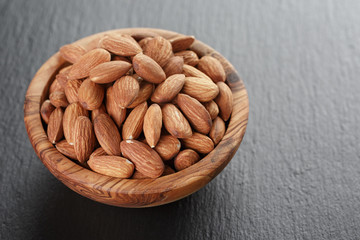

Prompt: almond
xmin=40 ymin=100 xmax=55 ymax=124
xmin=89 ymin=147 xmax=108 ymax=159
xmin=113 ymin=76 xmax=140 ymax=108
xmin=68 ymin=48 xmax=111 ymax=79
xmin=143 ymin=104 xmax=162 ymax=148
xmin=93 ymin=113 xmax=122 ymax=156
xmin=63 ymin=102 xmax=88 ymax=145
xmin=170 ymin=35 xmax=195 ymax=52
xmin=204 ymin=100 xmax=219 ymax=120
xmin=98 ymin=34 xmax=142 ymax=56
xmin=120 ymin=140 xmax=164 ymax=178
xmin=174 ymin=50 xmax=199 ymax=66
xmin=143 ymin=36 xmax=173 ymax=67
xmin=89 ymin=61 xmax=132 ymax=84
xmin=197 ymin=55 xmax=226 ymax=83
xmin=122 ymin=102 xmax=148 ymax=140
xmin=154 ymin=135 xmax=181 ymax=161
xmin=59 ymin=44 xmax=87 ymax=64
xmin=56 ymin=65 xmax=72 ymax=87
xmin=49 ymin=79 xmax=64 ymax=95
xmin=112 ymin=55 xmax=132 ymax=63
xmin=47 ymin=107 xmax=64 ymax=144
xmin=132 ymin=170 xmax=150 ymax=179
xmin=209 ymin=117 xmax=226 ymax=145
xmin=78 ymin=78 xmax=104 ymax=110
xmin=182 ymin=132 xmax=214 ymax=154
xmin=151 ymin=74 xmax=185 ymax=103
xmin=162 ymin=104 xmax=192 ymax=138
xmin=182 ymin=64 xmax=212 ymax=82
xmin=131 ymin=31 xmax=159 ymax=41
xmin=132 ymin=53 xmax=166 ymax=84
xmin=138 ymin=37 xmax=152 ymax=49
xmin=177 ymin=93 xmax=212 ymax=134
xmin=162 ymin=165 xmax=176 ymax=176
xmin=174 ymin=149 xmax=200 ymax=171
xmin=163 ymin=56 xmax=184 ymax=77
xmin=74 ymin=116 xmax=95 ymax=163
xmin=182 ymin=77 xmax=219 ymax=102
xmin=49 ymin=91 xmax=69 ymax=108
xmin=127 ymin=81 xmax=154 ymax=108
xmin=55 ymin=140 xmax=77 ymax=160
xmin=91 ymin=103 xmax=107 ymax=122
xmin=105 ymin=86 xmax=126 ymax=127
xmin=64 ymin=79 xmax=82 ymax=103
xmin=214 ymin=82 xmax=233 ymax=121
xmin=88 ymin=156 xmax=134 ymax=178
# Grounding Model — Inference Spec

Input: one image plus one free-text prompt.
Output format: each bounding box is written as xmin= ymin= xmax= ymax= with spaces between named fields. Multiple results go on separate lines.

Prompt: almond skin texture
xmin=127 ymin=81 xmax=154 ymax=108
xmin=88 ymin=156 xmax=134 ymax=178
xmin=143 ymin=36 xmax=173 ymax=67
xmin=151 ymin=74 xmax=185 ymax=103
xmin=49 ymin=91 xmax=69 ymax=108
xmin=204 ymin=100 xmax=219 ymax=120
xmin=182 ymin=64 xmax=212 ymax=82
xmin=78 ymin=78 xmax=104 ymax=110
xmin=64 ymin=79 xmax=82 ymax=103
xmin=122 ymin=102 xmax=148 ymax=140
xmin=177 ymin=93 xmax=212 ymax=135
xmin=182 ymin=77 xmax=219 ymax=102
xmin=89 ymin=147 xmax=108 ymax=159
xmin=40 ymin=100 xmax=55 ymax=124
xmin=63 ymin=102 xmax=88 ymax=145
xmin=56 ymin=140 xmax=77 ymax=160
xmin=59 ymin=44 xmax=87 ymax=64
xmin=56 ymin=65 xmax=72 ymax=88
xmin=49 ymin=79 xmax=64 ymax=95
xmin=175 ymin=50 xmax=199 ymax=66
xmin=132 ymin=170 xmax=150 ymax=179
xmin=182 ymin=132 xmax=214 ymax=154
xmin=154 ymin=135 xmax=181 ymax=161
xmin=197 ymin=55 xmax=226 ymax=83
xmin=214 ymin=82 xmax=233 ymax=121
xmin=174 ymin=149 xmax=200 ymax=171
xmin=99 ymin=34 xmax=142 ymax=56
xmin=170 ymin=35 xmax=195 ymax=52
xmin=68 ymin=48 xmax=111 ymax=80
xmin=120 ymin=140 xmax=165 ymax=178
xmin=91 ymin=103 xmax=106 ymax=122
xmin=132 ymin=53 xmax=166 ymax=84
xmin=209 ymin=117 xmax=226 ymax=145
xmin=47 ymin=107 xmax=64 ymax=144
xmin=113 ymin=76 xmax=140 ymax=108
xmin=105 ymin=86 xmax=126 ymax=127
xmin=143 ymin=104 xmax=162 ymax=148
xmin=89 ymin=61 xmax=132 ymax=84
xmin=162 ymin=165 xmax=176 ymax=176
xmin=138 ymin=37 xmax=153 ymax=49
xmin=93 ymin=114 xmax=121 ymax=156
xmin=162 ymin=104 xmax=192 ymax=138
xmin=74 ymin=116 xmax=95 ymax=163
xmin=163 ymin=56 xmax=184 ymax=77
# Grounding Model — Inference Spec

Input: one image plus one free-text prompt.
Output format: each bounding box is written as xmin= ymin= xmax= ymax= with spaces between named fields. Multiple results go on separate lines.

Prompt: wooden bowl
xmin=24 ymin=28 xmax=249 ymax=207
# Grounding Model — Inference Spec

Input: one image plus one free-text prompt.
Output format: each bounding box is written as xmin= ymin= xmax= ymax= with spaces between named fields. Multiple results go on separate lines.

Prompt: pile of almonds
xmin=40 ymin=32 xmax=233 ymax=179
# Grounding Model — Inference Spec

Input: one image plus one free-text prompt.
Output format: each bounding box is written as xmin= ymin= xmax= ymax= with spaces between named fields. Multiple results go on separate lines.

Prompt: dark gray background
xmin=1 ymin=0 xmax=360 ymax=239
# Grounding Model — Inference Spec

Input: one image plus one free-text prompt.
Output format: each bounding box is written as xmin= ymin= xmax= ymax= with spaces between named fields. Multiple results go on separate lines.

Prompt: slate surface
xmin=1 ymin=0 xmax=360 ymax=239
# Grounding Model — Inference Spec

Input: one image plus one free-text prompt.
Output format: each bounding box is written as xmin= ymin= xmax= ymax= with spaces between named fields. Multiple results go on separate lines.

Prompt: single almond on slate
xmin=204 ymin=100 xmax=219 ymax=120
xmin=127 ymin=81 xmax=154 ymax=108
xmin=88 ymin=156 xmax=134 ymax=178
xmin=64 ymin=79 xmax=82 ymax=103
xmin=63 ymin=103 xmax=88 ymax=145
xmin=40 ymin=100 xmax=55 ymax=124
xmin=177 ymin=93 xmax=212 ymax=134
xmin=56 ymin=65 xmax=72 ymax=87
xmin=47 ymin=107 xmax=64 ymax=144
xmin=90 ymin=147 xmax=108 ymax=159
xmin=93 ymin=113 xmax=121 ymax=156
xmin=78 ymin=78 xmax=104 ymax=110
xmin=68 ymin=48 xmax=111 ymax=80
xmin=49 ymin=79 xmax=64 ymax=95
xmin=209 ymin=117 xmax=226 ymax=145
xmin=91 ymin=103 xmax=106 ymax=122
xmin=162 ymin=165 xmax=176 ymax=176
xmin=132 ymin=53 xmax=166 ymax=84
xmin=122 ymin=102 xmax=148 ymax=140
xmin=113 ymin=76 xmax=140 ymax=108
xmin=105 ymin=86 xmax=126 ymax=127
xmin=89 ymin=61 xmax=132 ymax=84
xmin=214 ymin=82 xmax=233 ymax=121
xmin=143 ymin=36 xmax=173 ymax=67
xmin=170 ymin=35 xmax=195 ymax=52
xmin=198 ymin=55 xmax=226 ymax=83
xmin=174 ymin=149 xmax=200 ymax=171
xmin=99 ymin=34 xmax=142 ymax=56
xmin=74 ymin=116 xmax=95 ymax=163
xmin=154 ymin=135 xmax=181 ymax=161
xmin=56 ymin=140 xmax=77 ymax=160
xmin=112 ymin=55 xmax=132 ymax=63
xmin=132 ymin=170 xmax=150 ymax=179
xmin=59 ymin=44 xmax=87 ymax=64
xmin=151 ymin=74 xmax=185 ymax=103
xmin=163 ymin=56 xmax=184 ymax=77
xmin=182 ymin=64 xmax=212 ymax=82
xmin=162 ymin=104 xmax=192 ymax=138
xmin=182 ymin=132 xmax=214 ymax=154
xmin=143 ymin=104 xmax=162 ymax=148
xmin=182 ymin=77 xmax=219 ymax=102
xmin=120 ymin=140 xmax=165 ymax=178
xmin=49 ymin=91 xmax=69 ymax=108
xmin=174 ymin=50 xmax=199 ymax=66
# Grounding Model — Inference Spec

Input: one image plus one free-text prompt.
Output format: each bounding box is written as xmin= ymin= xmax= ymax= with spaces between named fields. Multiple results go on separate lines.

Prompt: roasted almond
xmin=162 ymin=165 xmax=176 ymax=176
xmin=74 ymin=116 xmax=95 ymax=163
xmin=99 ymin=34 xmax=142 ymax=56
xmin=78 ymin=78 xmax=104 ymax=110
xmin=182 ymin=132 xmax=214 ymax=154
xmin=91 ymin=103 xmax=107 ymax=122
xmin=47 ymin=107 xmax=64 ymax=144
xmin=127 ymin=81 xmax=154 ymax=108
xmin=63 ymin=102 xmax=88 ymax=145
xmin=132 ymin=53 xmax=166 ymax=84
xmin=203 ymin=100 xmax=219 ymax=120
xmin=49 ymin=79 xmax=64 ymax=95
xmin=143 ymin=104 xmax=162 ymax=148
xmin=49 ymin=91 xmax=69 ymax=108
xmin=151 ymin=74 xmax=185 ymax=103
xmin=214 ymin=82 xmax=233 ymax=121
xmin=59 ymin=44 xmax=87 ymax=64
xmin=170 ymin=35 xmax=195 ymax=52
xmin=40 ymin=100 xmax=55 ymax=124
xmin=89 ymin=61 xmax=132 ymax=84
xmin=122 ymin=102 xmax=148 ymax=140
xmin=198 ymin=55 xmax=226 ymax=83
xmin=209 ymin=117 xmax=226 ymax=145
xmin=105 ymin=86 xmax=126 ymax=127
xmin=64 ymin=79 xmax=82 ymax=103
xmin=154 ymin=135 xmax=181 ymax=161
xmin=174 ymin=149 xmax=200 ymax=171
xmin=143 ymin=36 xmax=173 ymax=67
xmin=89 ymin=147 xmax=108 ymax=159
xmin=174 ymin=50 xmax=199 ymax=66
xmin=162 ymin=104 xmax=192 ymax=138
xmin=182 ymin=64 xmax=212 ymax=82
xmin=55 ymin=140 xmax=77 ymax=160
xmin=113 ymin=76 xmax=140 ymax=108
xmin=163 ymin=56 xmax=184 ymax=77
xmin=88 ymin=156 xmax=134 ymax=178
xmin=182 ymin=77 xmax=219 ymax=102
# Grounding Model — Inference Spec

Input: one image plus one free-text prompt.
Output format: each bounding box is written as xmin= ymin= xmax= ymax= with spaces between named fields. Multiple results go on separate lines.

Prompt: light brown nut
xmin=105 ymin=86 xmax=126 ymax=127
xmin=131 ymin=31 xmax=159 ymax=41
xmin=89 ymin=61 xmax=132 ymax=84
xmin=127 ymin=81 xmax=154 ymax=108
xmin=162 ymin=165 xmax=176 ymax=176
xmin=174 ymin=149 xmax=200 ymax=171
xmin=120 ymin=140 xmax=165 ymax=178
xmin=182 ymin=77 xmax=219 ymax=102
xmin=132 ymin=53 xmax=166 ymax=84
xmin=151 ymin=74 xmax=185 ymax=103
xmin=49 ymin=91 xmax=69 ymax=108
xmin=214 ymin=82 xmax=233 ymax=121
xmin=143 ymin=36 xmax=173 ymax=67
xmin=64 ymin=79 xmax=82 ymax=103
xmin=93 ymin=114 xmax=122 ymax=156
xmin=88 ymin=156 xmax=134 ymax=178
xmin=74 ymin=116 xmax=95 ymax=163
xmin=63 ymin=102 xmax=88 ymax=145
xmin=49 ymin=79 xmax=64 ymax=95
xmin=176 ymin=93 xmax=212 ymax=135
xmin=55 ymin=140 xmax=77 ymax=160
xmin=132 ymin=170 xmax=150 ymax=179
xmin=174 ymin=50 xmax=199 ymax=66
xmin=89 ymin=147 xmax=108 ymax=159
xmin=154 ymin=135 xmax=181 ymax=161
xmin=91 ymin=104 xmax=107 ymax=122
xmin=78 ymin=78 xmax=104 ymax=110
xmin=111 ymin=55 xmax=132 ymax=63
xmin=182 ymin=64 xmax=212 ymax=82
xmin=163 ymin=56 xmax=184 ymax=77
xmin=203 ymin=100 xmax=219 ymax=120
xmin=113 ymin=76 xmax=140 ymax=108
xmin=209 ymin=117 xmax=226 ymax=145
xmin=47 ymin=107 xmax=64 ymax=144
xmin=169 ymin=35 xmax=195 ymax=52
xmin=59 ymin=44 xmax=87 ymax=64
xmin=197 ymin=55 xmax=226 ymax=83
xmin=55 ymin=65 xmax=72 ymax=87
xmin=138 ymin=37 xmax=153 ymax=49
xmin=162 ymin=104 xmax=192 ymax=138
xmin=122 ymin=102 xmax=148 ymax=140
xmin=98 ymin=34 xmax=142 ymax=56
xmin=40 ymin=100 xmax=55 ymax=124
xmin=143 ymin=104 xmax=162 ymax=148
xmin=182 ymin=132 xmax=214 ymax=154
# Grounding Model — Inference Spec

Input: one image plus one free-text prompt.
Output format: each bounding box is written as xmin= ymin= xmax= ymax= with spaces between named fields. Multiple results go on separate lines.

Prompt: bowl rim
xmin=24 ymin=28 xmax=249 ymax=207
